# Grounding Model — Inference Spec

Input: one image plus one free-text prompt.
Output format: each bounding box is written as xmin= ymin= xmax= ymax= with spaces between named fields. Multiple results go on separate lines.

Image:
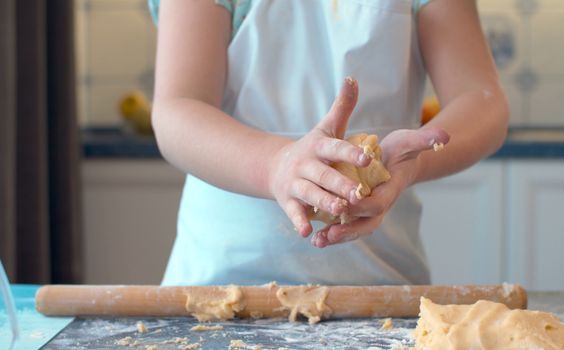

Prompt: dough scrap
xmin=229 ymin=339 xmax=247 ymax=349
xmin=190 ymin=324 xmax=224 ymax=332
xmin=162 ymin=337 xmax=189 ymax=345
xmin=185 ymin=285 xmax=245 ymax=322
xmin=413 ymin=297 xmax=564 ymax=350
xmin=276 ymin=285 xmax=332 ymax=324
xmin=115 ymin=336 xmax=134 ymax=346
xmin=380 ymin=317 xmax=394 ymax=330
xmin=307 ymin=133 xmax=391 ymax=224
xmin=136 ymin=321 xmax=147 ymax=333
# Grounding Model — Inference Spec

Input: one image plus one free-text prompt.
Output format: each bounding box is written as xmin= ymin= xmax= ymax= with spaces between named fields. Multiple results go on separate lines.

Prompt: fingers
xmin=381 ymin=128 xmax=450 ymax=163
xmin=310 ymin=227 xmax=330 ymax=248
xmin=281 ymin=199 xmax=312 ymax=237
xmin=290 ymin=178 xmax=349 ymax=217
xmin=326 ymin=216 xmax=381 ymax=246
xmin=314 ymin=137 xmax=372 ymax=167
xmin=348 ymin=181 xmax=397 ymax=217
xmin=316 ymin=77 xmax=358 ymax=139
xmin=300 ymin=162 xmax=360 ymax=203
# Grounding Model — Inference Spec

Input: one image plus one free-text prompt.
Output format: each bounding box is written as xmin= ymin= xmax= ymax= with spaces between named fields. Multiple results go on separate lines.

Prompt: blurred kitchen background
xmin=1 ymin=0 xmax=563 ymax=290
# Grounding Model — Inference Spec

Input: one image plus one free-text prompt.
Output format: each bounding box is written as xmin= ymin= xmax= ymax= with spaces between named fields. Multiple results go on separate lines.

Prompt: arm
xmin=312 ymin=0 xmax=508 ymax=247
xmin=414 ymin=0 xmax=509 ymax=182
xmin=152 ymin=1 xmax=369 ymax=236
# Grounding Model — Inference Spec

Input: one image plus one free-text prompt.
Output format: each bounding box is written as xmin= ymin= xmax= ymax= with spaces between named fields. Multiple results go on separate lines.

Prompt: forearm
xmin=413 ymin=85 xmax=509 ymax=184
xmin=152 ymin=97 xmax=290 ymax=199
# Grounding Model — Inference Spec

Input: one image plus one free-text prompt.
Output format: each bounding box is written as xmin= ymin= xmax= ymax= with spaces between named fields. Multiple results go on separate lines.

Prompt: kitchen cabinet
xmin=415 ymin=160 xmax=564 ymax=291
xmin=414 ymin=162 xmax=505 ymax=286
xmin=505 ymin=161 xmax=564 ymax=291
xmin=82 ymin=160 xmax=184 ymax=284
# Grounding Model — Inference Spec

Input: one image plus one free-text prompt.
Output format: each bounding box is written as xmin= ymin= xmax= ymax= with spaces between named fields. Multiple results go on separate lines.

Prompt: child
xmin=148 ymin=0 xmax=508 ymax=286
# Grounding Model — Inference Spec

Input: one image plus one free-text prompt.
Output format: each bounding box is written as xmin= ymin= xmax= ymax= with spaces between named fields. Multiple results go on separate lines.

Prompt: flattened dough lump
xmin=276 ymin=285 xmax=332 ymax=324
xmin=185 ymin=285 xmax=245 ymax=322
xmin=307 ymin=133 xmax=390 ymax=224
xmin=413 ymin=297 xmax=564 ymax=350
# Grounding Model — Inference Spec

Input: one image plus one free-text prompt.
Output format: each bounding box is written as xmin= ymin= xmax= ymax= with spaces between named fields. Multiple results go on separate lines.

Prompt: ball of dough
xmin=307 ymin=133 xmax=390 ymax=225
xmin=413 ymin=297 xmax=564 ymax=350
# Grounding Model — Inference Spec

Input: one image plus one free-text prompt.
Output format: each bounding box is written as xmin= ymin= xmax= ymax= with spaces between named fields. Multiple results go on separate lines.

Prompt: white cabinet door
xmin=82 ymin=160 xmax=185 ymax=284
xmin=506 ymin=161 xmax=564 ymax=291
xmin=414 ymin=162 xmax=505 ymax=285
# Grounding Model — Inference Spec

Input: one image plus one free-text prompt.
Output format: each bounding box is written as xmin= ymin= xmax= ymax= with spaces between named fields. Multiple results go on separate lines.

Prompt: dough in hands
xmin=413 ymin=297 xmax=564 ymax=350
xmin=307 ymin=133 xmax=391 ymax=224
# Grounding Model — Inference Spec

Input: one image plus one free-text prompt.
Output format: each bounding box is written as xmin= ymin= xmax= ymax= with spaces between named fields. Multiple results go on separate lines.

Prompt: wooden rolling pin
xmin=36 ymin=284 xmax=527 ymax=319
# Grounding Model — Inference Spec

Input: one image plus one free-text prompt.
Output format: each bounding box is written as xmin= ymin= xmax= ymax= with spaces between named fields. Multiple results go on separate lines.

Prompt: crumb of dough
xmin=185 ymin=285 xmax=245 ymax=322
xmin=145 ymin=345 xmax=158 ymax=350
xmin=380 ymin=317 xmax=394 ymax=330
xmin=275 ymin=285 xmax=332 ymax=324
xmin=162 ymin=337 xmax=189 ymax=345
xmin=354 ymin=183 xmax=364 ymax=200
xmin=390 ymin=344 xmax=410 ymax=350
xmin=277 ymin=348 xmax=290 ymax=350
xmin=249 ymin=311 xmax=263 ymax=319
xmin=252 ymin=345 xmax=262 ymax=350
xmin=190 ymin=324 xmax=224 ymax=332
xmin=181 ymin=343 xmax=201 ymax=350
xmin=432 ymin=142 xmax=444 ymax=152
xmin=115 ymin=336 xmax=134 ymax=346
xmin=136 ymin=321 xmax=147 ymax=333
xmin=229 ymin=339 xmax=247 ymax=349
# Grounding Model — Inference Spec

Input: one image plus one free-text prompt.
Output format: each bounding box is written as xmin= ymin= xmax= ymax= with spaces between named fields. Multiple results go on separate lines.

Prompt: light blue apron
xmin=163 ymin=0 xmax=430 ymax=286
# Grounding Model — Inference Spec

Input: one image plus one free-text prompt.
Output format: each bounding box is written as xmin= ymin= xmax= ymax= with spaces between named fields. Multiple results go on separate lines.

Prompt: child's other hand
xmin=311 ymin=127 xmax=450 ymax=248
xmin=268 ymin=78 xmax=372 ymax=237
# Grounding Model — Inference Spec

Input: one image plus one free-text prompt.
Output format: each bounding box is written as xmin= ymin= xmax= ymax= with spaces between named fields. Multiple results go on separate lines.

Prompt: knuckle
xmin=294 ymin=181 xmax=310 ymax=200
xmin=317 ymin=167 xmax=334 ymax=186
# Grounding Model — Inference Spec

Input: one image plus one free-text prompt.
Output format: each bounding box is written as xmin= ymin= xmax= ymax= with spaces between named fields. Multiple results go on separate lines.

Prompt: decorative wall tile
xmin=480 ymin=11 xmax=524 ymax=77
xmin=531 ymin=11 xmax=564 ymax=75
xmin=76 ymin=0 xmax=156 ymax=126
xmin=501 ymin=79 xmax=528 ymax=125
xmin=530 ymin=82 xmax=564 ymax=125
xmin=75 ymin=0 xmax=563 ymax=127
xmin=87 ymin=10 xmax=151 ymax=77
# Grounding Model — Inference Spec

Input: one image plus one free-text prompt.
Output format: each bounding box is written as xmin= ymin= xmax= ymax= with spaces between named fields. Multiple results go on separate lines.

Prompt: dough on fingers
xmin=307 ymin=133 xmax=390 ymax=225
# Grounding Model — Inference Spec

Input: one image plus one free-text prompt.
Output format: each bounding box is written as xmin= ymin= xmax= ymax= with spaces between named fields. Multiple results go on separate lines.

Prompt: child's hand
xmin=268 ymin=78 xmax=372 ymax=237
xmin=310 ymin=127 xmax=450 ymax=248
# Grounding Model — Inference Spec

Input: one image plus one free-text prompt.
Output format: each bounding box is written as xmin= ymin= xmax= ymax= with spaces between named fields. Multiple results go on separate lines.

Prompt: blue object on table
xmin=0 ymin=285 xmax=73 ymax=350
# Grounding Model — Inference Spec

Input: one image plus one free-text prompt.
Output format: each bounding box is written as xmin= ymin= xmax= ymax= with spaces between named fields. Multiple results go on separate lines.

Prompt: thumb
xmin=316 ymin=77 xmax=358 ymax=139
xmin=381 ymin=127 xmax=450 ymax=162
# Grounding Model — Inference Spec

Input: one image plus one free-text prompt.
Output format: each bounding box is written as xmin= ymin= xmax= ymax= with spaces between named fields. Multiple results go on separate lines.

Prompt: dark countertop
xmin=81 ymin=127 xmax=564 ymax=159
xmin=42 ymin=291 xmax=564 ymax=350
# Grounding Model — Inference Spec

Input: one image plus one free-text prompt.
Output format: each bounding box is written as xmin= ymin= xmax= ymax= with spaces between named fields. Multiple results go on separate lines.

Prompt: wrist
xmin=254 ymin=135 xmax=292 ymax=200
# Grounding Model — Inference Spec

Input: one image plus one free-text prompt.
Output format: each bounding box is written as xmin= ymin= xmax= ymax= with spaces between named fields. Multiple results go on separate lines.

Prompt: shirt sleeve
xmin=413 ymin=0 xmax=433 ymax=14
xmin=147 ymin=0 xmax=237 ymax=26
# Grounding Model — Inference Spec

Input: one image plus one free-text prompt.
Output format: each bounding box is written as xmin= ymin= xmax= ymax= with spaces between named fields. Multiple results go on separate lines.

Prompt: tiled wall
xmin=478 ymin=0 xmax=564 ymax=126
xmin=75 ymin=0 xmax=564 ymax=127
xmin=75 ymin=0 xmax=156 ymax=126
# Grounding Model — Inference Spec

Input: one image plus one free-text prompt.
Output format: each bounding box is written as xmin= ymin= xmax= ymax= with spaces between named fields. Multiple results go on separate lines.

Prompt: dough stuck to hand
xmin=413 ymin=297 xmax=564 ymax=350
xmin=185 ymin=285 xmax=245 ymax=322
xmin=307 ymin=133 xmax=390 ymax=225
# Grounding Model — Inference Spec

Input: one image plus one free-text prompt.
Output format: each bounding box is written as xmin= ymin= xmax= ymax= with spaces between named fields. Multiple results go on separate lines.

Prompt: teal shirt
xmin=148 ymin=0 xmax=432 ymax=37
